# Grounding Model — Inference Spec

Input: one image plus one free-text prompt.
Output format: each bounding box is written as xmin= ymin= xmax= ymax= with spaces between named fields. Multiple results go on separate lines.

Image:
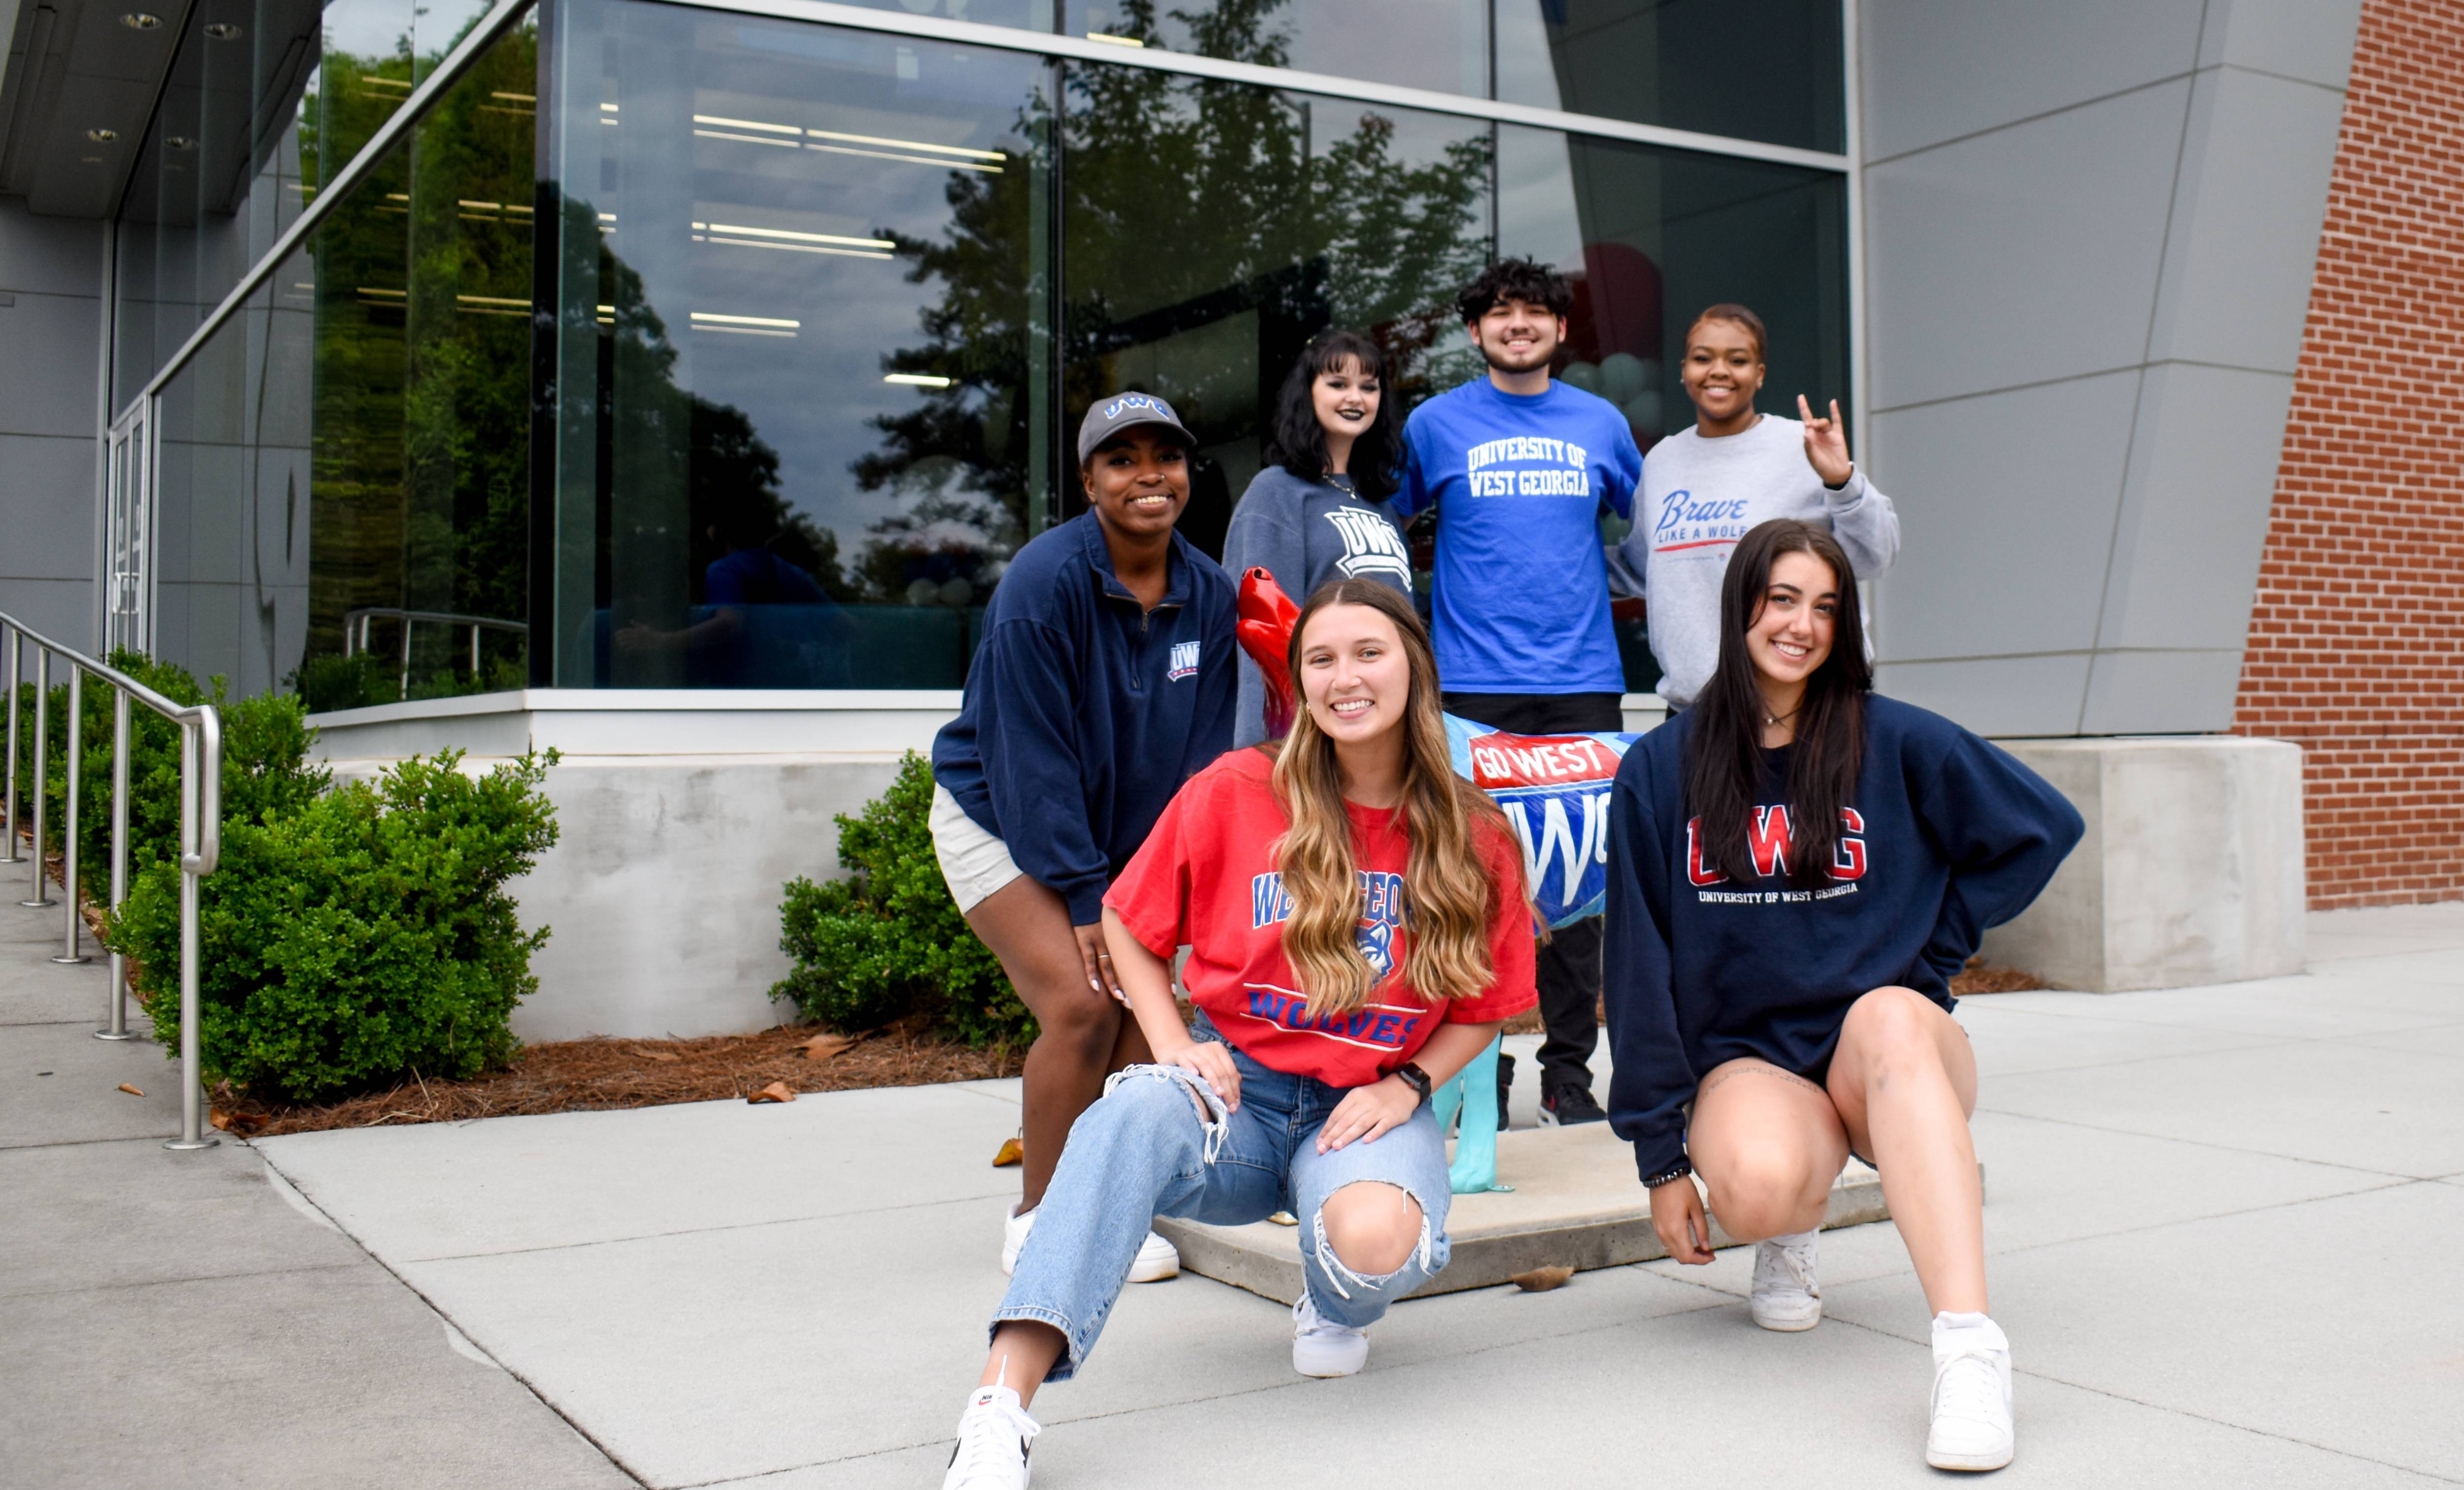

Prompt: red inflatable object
xmin=1236 ymin=567 xmax=1302 ymax=739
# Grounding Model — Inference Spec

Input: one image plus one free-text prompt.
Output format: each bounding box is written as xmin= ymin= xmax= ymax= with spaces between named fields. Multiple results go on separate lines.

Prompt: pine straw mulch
xmin=208 ymin=1014 xmax=1025 ymax=1138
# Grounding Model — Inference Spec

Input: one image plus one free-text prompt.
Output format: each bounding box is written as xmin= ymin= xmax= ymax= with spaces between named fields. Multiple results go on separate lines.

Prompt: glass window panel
xmin=1070 ymin=0 xmax=1487 ymax=98
xmin=784 ymin=0 xmax=1054 ymax=29
xmin=546 ymin=1 xmax=1049 ymax=689
xmin=1498 ymin=123 xmax=1848 ymax=690
xmin=114 ymin=0 xmax=330 ymax=411
xmin=1496 ymin=0 xmax=1845 ymax=154
xmin=151 ymin=257 xmax=316 ymax=697
xmin=1061 ymin=64 xmax=1492 ymax=557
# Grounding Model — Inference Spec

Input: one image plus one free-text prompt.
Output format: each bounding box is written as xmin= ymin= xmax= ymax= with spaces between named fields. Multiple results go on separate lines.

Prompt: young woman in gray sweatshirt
xmin=1618 ymin=304 xmax=1901 ymax=708
xmin=1222 ymin=329 xmax=1414 ymax=745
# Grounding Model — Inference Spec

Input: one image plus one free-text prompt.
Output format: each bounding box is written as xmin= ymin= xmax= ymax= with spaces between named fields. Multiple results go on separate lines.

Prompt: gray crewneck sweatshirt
xmin=1616 ymin=414 xmax=1900 ymax=707
xmin=1220 ymin=464 xmax=1412 ymax=746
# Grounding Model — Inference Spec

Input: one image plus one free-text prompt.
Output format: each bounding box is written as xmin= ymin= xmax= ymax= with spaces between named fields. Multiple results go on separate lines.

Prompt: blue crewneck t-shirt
xmin=1393 ymin=378 xmax=1642 ymax=694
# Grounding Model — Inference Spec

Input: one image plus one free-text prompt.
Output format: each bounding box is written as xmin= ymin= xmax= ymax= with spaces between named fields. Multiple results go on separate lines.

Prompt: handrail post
xmin=21 ymin=648 xmax=52 ymax=907
xmin=98 ymin=687 xmax=134 ymax=1039
xmin=53 ymin=664 xmax=88 ymax=963
xmin=164 ymin=717 xmax=217 ymax=1151
xmin=469 ymin=621 xmax=480 ymax=676
xmin=2 ymin=624 xmax=19 ymax=864
xmin=398 ymin=616 xmax=413 ymax=699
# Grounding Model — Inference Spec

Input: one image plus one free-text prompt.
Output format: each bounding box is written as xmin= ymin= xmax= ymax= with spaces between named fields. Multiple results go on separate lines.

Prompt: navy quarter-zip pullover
xmin=933 ymin=513 xmax=1237 ymax=926
xmin=1602 ymin=695 xmax=2083 ymax=1182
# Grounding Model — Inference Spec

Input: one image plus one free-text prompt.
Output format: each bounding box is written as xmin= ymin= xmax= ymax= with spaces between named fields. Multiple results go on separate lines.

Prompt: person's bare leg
xmin=1827 ymin=986 xmax=1984 ymax=1315
xmin=1686 ymin=1058 xmax=1850 ymax=1241
xmin=976 ymin=1321 xmax=1066 ymax=1409
xmin=963 ymin=877 xmax=1146 ymax=1211
xmin=1318 ymin=1180 xmax=1425 ymax=1277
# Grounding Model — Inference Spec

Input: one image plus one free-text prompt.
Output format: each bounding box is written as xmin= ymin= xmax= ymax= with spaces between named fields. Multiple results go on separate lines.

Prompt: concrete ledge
xmin=1155 ymin=1123 xmax=1902 ymax=1304
xmin=1983 ymin=736 xmax=2305 ymax=992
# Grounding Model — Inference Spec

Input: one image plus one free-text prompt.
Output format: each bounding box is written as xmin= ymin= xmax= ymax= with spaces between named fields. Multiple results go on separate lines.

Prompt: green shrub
xmin=292 ymin=652 xmax=524 ymax=713
xmin=774 ymin=752 xmax=1032 ymax=1049
xmin=104 ymin=749 xmax=560 ymax=1102
xmin=13 ymin=655 xmax=328 ymax=884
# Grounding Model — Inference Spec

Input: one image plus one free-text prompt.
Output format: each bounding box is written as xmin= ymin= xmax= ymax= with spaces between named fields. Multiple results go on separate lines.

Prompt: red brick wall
xmin=2231 ymin=0 xmax=2464 ymax=909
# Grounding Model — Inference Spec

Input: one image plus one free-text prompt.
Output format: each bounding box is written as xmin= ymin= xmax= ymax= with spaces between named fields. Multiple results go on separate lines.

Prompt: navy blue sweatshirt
xmin=932 ymin=514 xmax=1237 ymax=926
xmin=1602 ymin=695 xmax=2084 ymax=1181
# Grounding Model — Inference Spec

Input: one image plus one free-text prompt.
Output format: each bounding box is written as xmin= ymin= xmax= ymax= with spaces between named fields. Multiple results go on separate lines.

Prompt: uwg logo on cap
xmin=1467 ymin=730 xmax=1621 ymax=919
xmin=1168 ymin=640 xmax=1201 ymax=681
xmin=1106 ymin=394 xmax=1171 ymax=419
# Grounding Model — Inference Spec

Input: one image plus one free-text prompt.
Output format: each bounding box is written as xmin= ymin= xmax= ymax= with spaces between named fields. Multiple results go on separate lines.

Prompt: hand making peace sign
xmin=1798 ymin=394 xmax=1855 ymax=487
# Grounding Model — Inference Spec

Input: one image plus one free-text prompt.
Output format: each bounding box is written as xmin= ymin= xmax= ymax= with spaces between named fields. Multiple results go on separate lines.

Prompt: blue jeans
xmin=994 ymin=1030 xmax=1455 ymax=1382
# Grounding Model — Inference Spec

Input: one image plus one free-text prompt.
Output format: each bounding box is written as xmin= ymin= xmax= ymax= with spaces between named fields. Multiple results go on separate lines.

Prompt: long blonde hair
xmin=1266 ymin=580 xmax=1523 ymax=1016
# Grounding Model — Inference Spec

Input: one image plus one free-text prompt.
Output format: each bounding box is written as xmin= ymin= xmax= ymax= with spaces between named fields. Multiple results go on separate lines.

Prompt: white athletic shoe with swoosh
xmin=943 ymin=1385 xmax=1038 ymax=1490
xmin=1001 ymin=1204 xmax=1180 ymax=1282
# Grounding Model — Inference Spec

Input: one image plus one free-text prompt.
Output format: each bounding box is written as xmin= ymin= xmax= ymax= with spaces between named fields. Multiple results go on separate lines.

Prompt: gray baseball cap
xmin=1075 ymin=390 xmax=1198 ymax=464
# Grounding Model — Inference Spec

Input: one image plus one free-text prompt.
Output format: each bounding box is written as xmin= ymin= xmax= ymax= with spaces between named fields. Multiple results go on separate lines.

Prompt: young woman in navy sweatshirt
xmin=1602 ymin=519 xmax=2082 ymax=1473
xmin=931 ymin=392 xmax=1238 ymax=1285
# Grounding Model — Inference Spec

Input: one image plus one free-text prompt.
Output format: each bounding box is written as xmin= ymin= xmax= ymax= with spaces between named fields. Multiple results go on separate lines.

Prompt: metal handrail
xmin=1 ymin=611 xmax=223 ymax=1151
xmin=342 ymin=607 xmax=529 ymax=698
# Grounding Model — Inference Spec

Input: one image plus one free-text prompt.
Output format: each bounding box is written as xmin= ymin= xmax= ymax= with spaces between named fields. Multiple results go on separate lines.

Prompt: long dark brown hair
xmin=1684 ymin=519 xmax=1872 ymax=887
xmin=1265 ymin=579 xmax=1522 ymax=1014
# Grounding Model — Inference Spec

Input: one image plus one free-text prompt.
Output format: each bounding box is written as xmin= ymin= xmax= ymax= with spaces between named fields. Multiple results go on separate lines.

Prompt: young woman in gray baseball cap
xmin=928 ymin=390 xmax=1236 ymax=1287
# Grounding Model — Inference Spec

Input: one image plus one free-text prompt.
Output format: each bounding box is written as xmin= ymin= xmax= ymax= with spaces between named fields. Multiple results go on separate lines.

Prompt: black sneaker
xmin=1539 ymin=1079 xmax=1608 ymax=1127
xmin=1495 ymin=1052 xmax=1515 ymax=1131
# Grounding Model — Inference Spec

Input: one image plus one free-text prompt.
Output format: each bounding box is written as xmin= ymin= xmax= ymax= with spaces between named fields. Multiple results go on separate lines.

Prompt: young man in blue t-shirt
xmin=1393 ymin=257 xmax=1643 ymax=1127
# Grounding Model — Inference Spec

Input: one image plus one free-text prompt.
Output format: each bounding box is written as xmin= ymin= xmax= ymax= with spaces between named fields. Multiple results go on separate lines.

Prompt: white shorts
xmin=930 ymin=783 xmax=1025 ymax=915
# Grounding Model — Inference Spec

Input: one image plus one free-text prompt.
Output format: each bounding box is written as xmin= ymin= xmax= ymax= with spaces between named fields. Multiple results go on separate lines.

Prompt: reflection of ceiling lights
xmin=687 ymin=113 xmax=1004 ymax=173
xmin=1085 ymin=32 xmax=1143 ymax=46
xmin=457 ymin=293 xmax=528 ymax=317
xmin=688 ymin=220 xmax=894 ymax=259
xmin=363 ymin=75 xmax=413 ymax=91
xmin=805 ymin=128 xmax=1003 ymax=163
xmin=691 ymin=311 xmax=799 ymax=338
xmin=492 ymin=91 xmax=536 ymax=104
xmin=86 ymin=128 xmax=119 ymax=143
xmin=119 ymin=11 xmax=161 ymax=28
xmin=886 ymin=374 xmax=953 ymax=387
xmin=165 ymin=135 xmax=197 ymax=149
xmin=203 ymin=21 xmax=241 ymax=38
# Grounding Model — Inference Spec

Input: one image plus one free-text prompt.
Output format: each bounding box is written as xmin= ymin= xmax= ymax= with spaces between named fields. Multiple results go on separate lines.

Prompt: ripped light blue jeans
xmin=993 ymin=1023 xmax=1454 ymax=1381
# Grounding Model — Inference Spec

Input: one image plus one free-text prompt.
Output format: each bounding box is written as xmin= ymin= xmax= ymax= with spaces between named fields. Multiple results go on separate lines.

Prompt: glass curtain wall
xmin=543 ymin=2 xmax=1048 ymax=690
xmin=149 ymin=11 xmax=540 ymax=706
xmin=136 ymin=0 xmax=1851 ymax=701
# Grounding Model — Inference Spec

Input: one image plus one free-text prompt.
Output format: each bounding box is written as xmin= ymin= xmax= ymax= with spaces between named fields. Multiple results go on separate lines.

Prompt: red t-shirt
xmin=1105 ymin=748 xmax=1538 ymax=1088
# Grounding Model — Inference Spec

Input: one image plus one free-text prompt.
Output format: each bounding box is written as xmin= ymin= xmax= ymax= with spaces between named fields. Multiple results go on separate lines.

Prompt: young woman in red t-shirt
xmin=938 ymin=578 xmax=1538 ymax=1489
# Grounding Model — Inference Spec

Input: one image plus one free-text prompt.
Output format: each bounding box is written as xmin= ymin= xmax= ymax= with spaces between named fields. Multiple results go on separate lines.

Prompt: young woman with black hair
xmin=1618 ymin=304 xmax=1901 ymax=709
xmin=1221 ymin=328 xmax=1415 ymax=746
xmin=937 ymin=579 xmax=1536 ymax=1489
xmin=1601 ymin=519 xmax=2082 ymax=1472
xmin=931 ymin=392 xmax=1237 ymax=1289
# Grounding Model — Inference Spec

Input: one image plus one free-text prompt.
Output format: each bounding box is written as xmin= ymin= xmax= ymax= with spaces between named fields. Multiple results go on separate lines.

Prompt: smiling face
xmin=1681 ymin=316 xmax=1765 ymax=426
xmin=1080 ymin=425 xmax=1190 ymax=538
xmin=1746 ymin=549 xmax=1839 ymax=689
xmin=1469 ymin=296 xmax=1564 ymax=376
xmin=1299 ymin=602 xmax=1412 ymax=747
xmin=1311 ymin=355 xmax=1380 ymax=446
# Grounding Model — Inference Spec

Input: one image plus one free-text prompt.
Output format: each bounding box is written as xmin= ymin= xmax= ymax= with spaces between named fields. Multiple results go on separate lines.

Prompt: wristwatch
xmin=1391 ymin=1062 xmax=1433 ymax=1109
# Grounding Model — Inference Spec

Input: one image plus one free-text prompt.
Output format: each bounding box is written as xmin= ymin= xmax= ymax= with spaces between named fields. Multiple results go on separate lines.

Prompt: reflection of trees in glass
xmin=864 ymin=0 xmax=1489 ymax=555
xmin=305 ymin=21 xmax=537 ymax=695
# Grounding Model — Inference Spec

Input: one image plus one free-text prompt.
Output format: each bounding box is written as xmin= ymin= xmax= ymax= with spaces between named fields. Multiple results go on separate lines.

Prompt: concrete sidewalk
xmin=10 ymin=889 xmax=2464 ymax=1486
xmin=0 ymin=889 xmax=634 ymax=1489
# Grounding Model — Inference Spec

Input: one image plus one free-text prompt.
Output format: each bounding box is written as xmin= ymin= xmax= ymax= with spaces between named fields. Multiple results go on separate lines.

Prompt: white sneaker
xmin=1000 ymin=1204 xmax=1034 ymax=1276
xmin=1128 ymin=1228 xmax=1181 ymax=1283
xmin=1927 ymin=1313 xmax=2015 ymax=1472
xmin=942 ymin=1384 xmax=1038 ymax=1489
xmin=1749 ymin=1229 xmax=1822 ymax=1331
xmin=1291 ymin=1289 xmax=1369 ymax=1377
xmin=1000 ymin=1204 xmax=1179 ymax=1283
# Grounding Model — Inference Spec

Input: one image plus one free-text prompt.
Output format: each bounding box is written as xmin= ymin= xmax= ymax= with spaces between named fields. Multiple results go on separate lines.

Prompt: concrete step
xmin=1156 ymin=1122 xmax=1940 ymax=1305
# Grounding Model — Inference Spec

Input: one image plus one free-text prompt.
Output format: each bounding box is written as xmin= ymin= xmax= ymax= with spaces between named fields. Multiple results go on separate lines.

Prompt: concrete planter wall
xmin=1982 ymin=737 xmax=2306 ymax=992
